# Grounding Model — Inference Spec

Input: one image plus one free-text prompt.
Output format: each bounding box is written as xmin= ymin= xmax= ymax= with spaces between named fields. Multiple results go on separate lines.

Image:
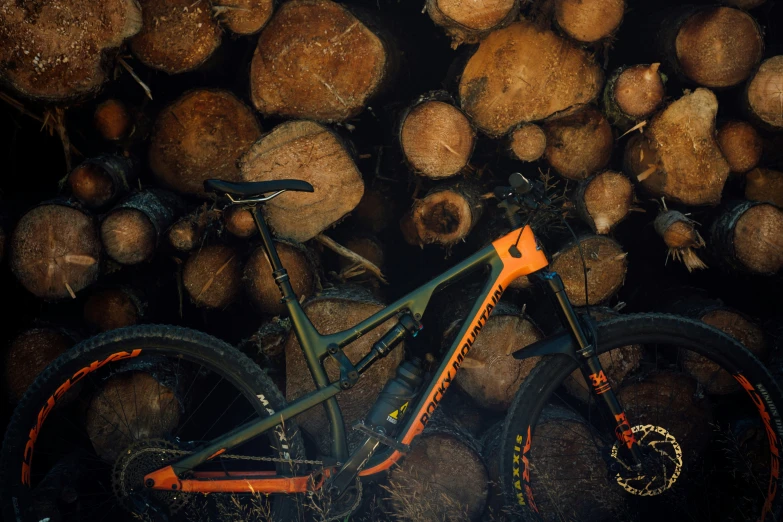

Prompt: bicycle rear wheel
xmin=500 ymin=313 xmax=783 ymax=522
xmin=0 ymin=325 xmax=307 ymax=522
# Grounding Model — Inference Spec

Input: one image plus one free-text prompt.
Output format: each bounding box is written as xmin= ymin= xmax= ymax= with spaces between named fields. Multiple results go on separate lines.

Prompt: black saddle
xmin=204 ymin=179 xmax=314 ymax=198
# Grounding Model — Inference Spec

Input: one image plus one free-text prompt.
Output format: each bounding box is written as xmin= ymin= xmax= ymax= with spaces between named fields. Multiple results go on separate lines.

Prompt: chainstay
xmin=152 ymin=448 xmax=325 ymax=466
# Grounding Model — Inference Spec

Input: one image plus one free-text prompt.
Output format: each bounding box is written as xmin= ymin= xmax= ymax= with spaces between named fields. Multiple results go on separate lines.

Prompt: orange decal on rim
xmin=734 ymin=373 xmax=782 ymax=521
xmin=21 ymin=349 xmax=142 ymax=486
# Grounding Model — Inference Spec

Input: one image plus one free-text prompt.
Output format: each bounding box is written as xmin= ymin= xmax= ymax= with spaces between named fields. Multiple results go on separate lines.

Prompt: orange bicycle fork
xmin=143 ymin=225 xmax=644 ymax=494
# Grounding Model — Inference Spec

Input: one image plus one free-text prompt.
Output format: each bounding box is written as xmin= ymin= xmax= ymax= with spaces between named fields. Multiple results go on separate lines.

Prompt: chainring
xmin=317 ymin=479 xmax=363 ymax=522
xmin=112 ymin=439 xmax=190 ymax=516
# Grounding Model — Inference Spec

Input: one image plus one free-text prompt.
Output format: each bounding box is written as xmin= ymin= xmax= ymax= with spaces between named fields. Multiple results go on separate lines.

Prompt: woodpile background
xmin=1 ymin=0 xmax=783 ymax=520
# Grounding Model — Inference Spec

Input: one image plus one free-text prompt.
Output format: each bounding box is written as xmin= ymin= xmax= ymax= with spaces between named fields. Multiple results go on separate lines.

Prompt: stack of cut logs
xmin=1 ymin=0 xmax=782 ymax=519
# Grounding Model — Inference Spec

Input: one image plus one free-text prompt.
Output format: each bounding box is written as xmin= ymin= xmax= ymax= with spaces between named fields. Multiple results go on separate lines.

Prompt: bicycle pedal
xmin=352 ymin=421 xmax=410 ymax=453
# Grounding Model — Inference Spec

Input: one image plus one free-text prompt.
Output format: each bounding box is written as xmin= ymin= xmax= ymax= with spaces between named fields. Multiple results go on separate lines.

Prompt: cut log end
xmin=674 ymin=7 xmax=763 ymax=88
xmin=401 ymin=101 xmax=475 ymax=179
xmin=250 ymin=0 xmax=388 ymax=122
xmin=509 ymin=123 xmax=546 ymax=162
xmin=554 ymin=0 xmax=625 ymax=43
xmin=4 ymin=328 xmax=74 ymax=403
xmin=0 ymin=0 xmax=142 ymax=101
xmin=426 ymin=0 xmax=518 ymax=47
xmin=183 ymin=244 xmax=242 ymax=308
xmin=353 ymin=188 xmax=395 ymax=233
xmin=131 ymin=0 xmax=221 ymax=74
xmin=216 ymin=0 xmax=274 ymax=35
xmin=579 ymin=171 xmax=633 ymax=234
xmin=401 ymin=185 xmax=480 ymax=247
xmin=613 ymin=64 xmax=666 ymax=119
xmin=86 ymin=372 xmax=180 ymax=462
xmin=68 ymin=164 xmax=115 ymax=209
xmin=223 ymin=206 xmax=257 ymax=238
xmin=459 ymin=20 xmax=603 ymax=137
xmin=101 ymin=209 xmax=156 ymax=265
xmin=150 ymin=89 xmax=261 ymax=196
xmin=94 ymin=99 xmax=132 ymax=141
xmin=746 ymin=56 xmax=783 ymax=130
xmin=733 ymin=204 xmax=783 ymax=274
xmin=717 ymin=121 xmax=762 ymax=173
xmin=544 ymin=107 xmax=614 ymax=180
xmin=386 ymin=431 xmax=488 ymax=521
xmin=239 ymin=120 xmax=364 ymax=242
xmin=746 ymin=168 xmax=783 ymax=208
xmin=245 ymin=242 xmax=315 ymax=315
xmin=10 ymin=204 xmax=100 ymax=300
xmin=84 ymin=287 xmax=143 ymax=332
xmin=551 ymin=236 xmax=628 ymax=306
xmin=685 ymin=309 xmax=767 ymax=394
xmin=655 ymin=210 xmax=707 ymax=271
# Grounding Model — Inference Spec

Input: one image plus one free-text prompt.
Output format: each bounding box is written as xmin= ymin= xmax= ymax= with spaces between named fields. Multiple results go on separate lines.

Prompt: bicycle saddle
xmin=204 ymin=179 xmax=314 ymax=198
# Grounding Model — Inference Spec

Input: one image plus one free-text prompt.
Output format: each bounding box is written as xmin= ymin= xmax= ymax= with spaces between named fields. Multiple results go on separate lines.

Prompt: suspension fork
xmin=536 ymin=271 xmax=644 ymax=468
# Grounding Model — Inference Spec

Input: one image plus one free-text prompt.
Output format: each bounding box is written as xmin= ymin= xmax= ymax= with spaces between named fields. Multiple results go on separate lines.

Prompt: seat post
xmin=251 ymin=207 xmax=297 ymax=303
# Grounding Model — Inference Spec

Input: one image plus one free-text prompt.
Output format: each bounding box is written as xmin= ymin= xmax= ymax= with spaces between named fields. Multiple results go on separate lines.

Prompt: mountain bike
xmin=2 ymin=174 xmax=782 ymax=522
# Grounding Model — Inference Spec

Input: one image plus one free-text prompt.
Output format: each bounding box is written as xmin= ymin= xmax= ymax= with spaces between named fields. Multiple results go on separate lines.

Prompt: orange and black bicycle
xmin=2 ymin=174 xmax=782 ymax=522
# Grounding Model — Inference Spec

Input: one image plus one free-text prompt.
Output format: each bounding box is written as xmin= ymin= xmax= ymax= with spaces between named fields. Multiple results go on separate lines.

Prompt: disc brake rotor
xmin=112 ymin=439 xmax=190 ymax=515
xmin=610 ymin=424 xmax=684 ymax=496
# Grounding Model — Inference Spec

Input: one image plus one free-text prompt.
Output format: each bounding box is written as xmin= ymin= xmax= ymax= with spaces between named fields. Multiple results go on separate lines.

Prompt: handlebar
xmin=494 ymin=173 xmax=549 ymax=229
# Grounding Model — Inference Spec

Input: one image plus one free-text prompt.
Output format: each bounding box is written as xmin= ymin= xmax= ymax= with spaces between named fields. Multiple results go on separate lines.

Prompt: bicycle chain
xmin=152 ymin=447 xmax=326 ymax=467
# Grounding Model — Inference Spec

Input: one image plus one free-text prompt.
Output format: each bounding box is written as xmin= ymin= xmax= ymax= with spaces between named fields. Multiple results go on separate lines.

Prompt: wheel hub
xmin=610 ymin=425 xmax=683 ymax=496
xmin=112 ymin=439 xmax=189 ymax=515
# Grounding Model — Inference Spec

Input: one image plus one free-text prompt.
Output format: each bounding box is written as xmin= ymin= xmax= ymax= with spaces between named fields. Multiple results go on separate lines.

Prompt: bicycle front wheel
xmin=500 ymin=313 xmax=783 ymax=522
xmin=0 ymin=325 xmax=307 ymax=522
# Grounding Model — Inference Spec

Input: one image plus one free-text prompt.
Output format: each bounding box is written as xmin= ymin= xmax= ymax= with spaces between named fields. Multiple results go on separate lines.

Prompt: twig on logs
xmin=118 ymin=57 xmax=153 ymax=100
xmin=314 ymin=234 xmax=387 ymax=284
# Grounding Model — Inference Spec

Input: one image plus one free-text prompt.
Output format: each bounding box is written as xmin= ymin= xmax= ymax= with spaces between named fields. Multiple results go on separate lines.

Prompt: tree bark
xmin=746 ymin=168 xmax=783 ymax=208
xmin=659 ymin=6 xmax=763 ymax=88
xmin=654 ymin=209 xmax=708 ymax=272
xmin=425 ymin=0 xmax=519 ymax=48
xmin=67 ymin=155 xmax=136 ymax=210
xmin=553 ymin=0 xmax=625 ymax=43
xmin=399 ymin=92 xmax=476 ymax=180
xmin=717 ymin=121 xmax=763 ymax=173
xmin=623 ymin=88 xmax=730 ymax=206
xmin=150 ymin=89 xmax=262 ymax=197
xmin=239 ymin=120 xmax=364 ymax=242
xmin=575 ymin=171 xmax=634 ymax=234
xmin=550 ymin=235 xmax=628 ymax=306
xmin=542 ymin=107 xmax=613 ymax=180
xmin=94 ymin=99 xmax=133 ymax=142
xmin=183 ymin=244 xmax=242 ymax=308
xmin=167 ymin=206 xmax=218 ymax=253
xmin=459 ymin=19 xmax=603 ymax=137
xmin=745 ymin=56 xmax=783 ymax=130
xmin=244 ymin=241 xmax=316 ymax=315
xmin=100 ymin=189 xmax=184 ymax=265
xmin=400 ymin=181 xmax=483 ymax=247
xmin=249 ymin=0 xmax=392 ymax=122
xmin=130 ymin=0 xmax=222 ymax=74
xmin=386 ymin=420 xmax=488 ymax=521
xmin=10 ymin=202 xmax=101 ymax=300
xmin=710 ymin=201 xmax=783 ymax=275
xmin=509 ymin=123 xmax=547 ymax=162
xmin=3 ymin=328 xmax=75 ymax=403
xmin=284 ymin=285 xmax=404 ymax=454
xmin=0 ymin=0 xmax=142 ymax=101
xmin=603 ymin=64 xmax=666 ymax=129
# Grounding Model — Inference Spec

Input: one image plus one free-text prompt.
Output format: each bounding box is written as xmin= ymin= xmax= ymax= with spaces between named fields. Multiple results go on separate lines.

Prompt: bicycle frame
xmin=143 ymin=211 xmax=563 ymax=494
